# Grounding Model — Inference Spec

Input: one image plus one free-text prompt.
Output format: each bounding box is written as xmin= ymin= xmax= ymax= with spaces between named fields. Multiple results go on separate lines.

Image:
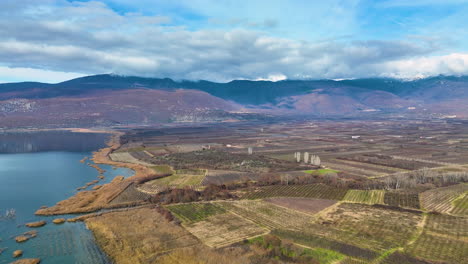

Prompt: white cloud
xmin=381 ymin=53 xmax=468 ymax=79
xmin=255 ymin=73 xmax=287 ymax=82
xmin=0 ymin=0 xmax=467 ymax=83
xmin=0 ymin=66 xmax=85 ymax=83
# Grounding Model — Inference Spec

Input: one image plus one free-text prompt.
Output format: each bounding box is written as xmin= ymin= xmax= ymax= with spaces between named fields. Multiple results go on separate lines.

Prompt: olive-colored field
xmin=166 ymin=202 xmax=225 ymax=223
xmin=343 ymin=190 xmax=385 ymax=204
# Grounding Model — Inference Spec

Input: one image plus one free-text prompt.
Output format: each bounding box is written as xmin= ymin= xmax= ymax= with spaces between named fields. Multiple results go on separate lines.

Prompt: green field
xmin=304 ymin=169 xmax=340 ymax=175
xmin=451 ymin=192 xmax=468 ymax=216
xmin=166 ymin=202 xmax=226 ymax=223
xmin=343 ymin=190 xmax=385 ymax=204
xmin=151 ymin=165 xmax=175 ymax=174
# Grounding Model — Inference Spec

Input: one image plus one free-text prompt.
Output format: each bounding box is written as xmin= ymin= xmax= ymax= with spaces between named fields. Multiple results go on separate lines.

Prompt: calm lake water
xmin=0 ymin=132 xmax=133 ymax=264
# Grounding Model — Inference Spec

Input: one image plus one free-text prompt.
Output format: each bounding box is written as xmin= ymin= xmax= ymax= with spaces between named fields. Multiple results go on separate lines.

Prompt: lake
xmin=0 ymin=131 xmax=133 ymax=264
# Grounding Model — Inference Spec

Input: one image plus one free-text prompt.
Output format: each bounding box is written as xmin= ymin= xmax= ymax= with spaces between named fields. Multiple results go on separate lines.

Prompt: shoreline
xmin=35 ymin=130 xmax=155 ymax=216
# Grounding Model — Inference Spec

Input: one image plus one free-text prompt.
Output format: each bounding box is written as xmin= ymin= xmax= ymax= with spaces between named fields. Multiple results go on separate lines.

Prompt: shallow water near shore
xmin=0 ymin=132 xmax=133 ymax=263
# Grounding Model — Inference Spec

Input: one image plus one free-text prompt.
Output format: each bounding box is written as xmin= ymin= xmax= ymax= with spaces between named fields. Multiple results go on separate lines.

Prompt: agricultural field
xmin=184 ymin=212 xmax=268 ymax=248
xmin=217 ymin=200 xmax=314 ymax=230
xmin=242 ymin=184 xmax=348 ymax=200
xmin=111 ymin=119 xmax=468 ymax=263
xmin=272 ymin=229 xmax=379 ymax=261
xmin=151 ymin=165 xmax=175 ymax=174
xmin=452 ymin=192 xmax=468 ymax=216
xmin=109 ymin=151 xmax=154 ymax=166
xmin=420 ymin=183 xmax=468 ymax=215
xmin=381 ymin=252 xmax=433 ymax=264
xmin=311 ymin=203 xmax=424 ymax=253
xmin=264 ymin=197 xmax=337 ymax=214
xmin=343 ymin=190 xmax=385 ymax=204
xmin=201 ymin=169 xmax=255 ymax=185
xmin=405 ymin=213 xmax=468 ymax=263
xmin=149 ymin=149 xmax=310 ymax=173
xmin=166 ymin=202 xmax=226 ymax=223
xmin=137 ymin=168 xmax=206 ymax=193
xmin=384 ymin=191 xmax=421 ymax=209
xmin=270 ymin=203 xmax=424 ymax=261
xmin=85 ymin=207 xmax=200 ymax=264
xmin=108 ymin=183 xmax=151 ymax=205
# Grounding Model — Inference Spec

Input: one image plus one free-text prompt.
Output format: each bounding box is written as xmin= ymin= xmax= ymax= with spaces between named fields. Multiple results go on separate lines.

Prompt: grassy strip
xmin=304 ymin=169 xmax=340 ymax=175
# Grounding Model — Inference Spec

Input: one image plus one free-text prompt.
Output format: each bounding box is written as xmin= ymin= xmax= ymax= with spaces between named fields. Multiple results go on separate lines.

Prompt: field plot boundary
xmin=420 ymin=183 xmax=468 ymax=215
xmin=217 ymin=200 xmax=315 ymax=230
xmin=403 ymin=213 xmax=468 ymax=263
xmin=183 ymin=211 xmax=269 ymax=248
xmin=166 ymin=202 xmax=226 ymax=223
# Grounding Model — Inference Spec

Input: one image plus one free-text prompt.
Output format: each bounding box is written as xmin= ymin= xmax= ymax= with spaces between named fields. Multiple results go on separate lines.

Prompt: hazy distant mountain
xmin=1 ymin=74 xmax=467 ymax=128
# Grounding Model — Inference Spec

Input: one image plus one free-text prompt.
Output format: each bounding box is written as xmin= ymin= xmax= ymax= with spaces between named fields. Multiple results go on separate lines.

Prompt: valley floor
xmin=30 ymin=118 xmax=468 ymax=263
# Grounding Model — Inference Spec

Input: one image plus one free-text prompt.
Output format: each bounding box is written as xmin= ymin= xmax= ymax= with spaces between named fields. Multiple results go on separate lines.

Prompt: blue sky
xmin=0 ymin=0 xmax=467 ymax=83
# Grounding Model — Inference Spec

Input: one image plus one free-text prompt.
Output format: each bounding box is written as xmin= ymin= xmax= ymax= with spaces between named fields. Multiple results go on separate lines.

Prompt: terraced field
xmin=184 ymin=212 xmax=268 ymax=248
xmin=343 ymin=190 xmax=385 ymax=204
xmin=218 ymin=200 xmax=314 ymax=230
xmin=137 ymin=169 xmax=206 ymax=193
xmin=404 ymin=213 xmax=468 ymax=263
xmin=420 ymin=183 xmax=468 ymax=214
xmin=272 ymin=203 xmax=423 ymax=262
xmin=317 ymin=203 xmax=423 ymax=252
xmin=242 ymin=184 xmax=348 ymax=200
xmin=272 ymin=229 xmax=380 ymax=261
xmin=452 ymin=192 xmax=468 ymax=216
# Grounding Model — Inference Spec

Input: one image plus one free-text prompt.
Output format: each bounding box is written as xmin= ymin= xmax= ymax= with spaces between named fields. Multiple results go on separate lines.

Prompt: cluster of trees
xmin=135 ymin=173 xmax=172 ymax=185
xmin=148 ymin=184 xmax=235 ymax=204
xmin=380 ymin=169 xmax=468 ymax=190
xmin=154 ymin=205 xmax=177 ymax=223
xmin=253 ymin=172 xmax=352 ymax=189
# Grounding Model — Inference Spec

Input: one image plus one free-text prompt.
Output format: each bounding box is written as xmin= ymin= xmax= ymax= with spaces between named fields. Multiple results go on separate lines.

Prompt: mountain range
xmin=1 ymin=74 xmax=467 ymax=128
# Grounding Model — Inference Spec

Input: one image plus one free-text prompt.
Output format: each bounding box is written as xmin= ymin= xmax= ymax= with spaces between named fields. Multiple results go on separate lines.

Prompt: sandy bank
xmin=35 ymin=132 xmax=155 ymax=216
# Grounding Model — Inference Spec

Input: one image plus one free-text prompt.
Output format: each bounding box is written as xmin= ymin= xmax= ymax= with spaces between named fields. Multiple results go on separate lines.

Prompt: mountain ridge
xmin=1 ymin=74 xmax=467 ymax=128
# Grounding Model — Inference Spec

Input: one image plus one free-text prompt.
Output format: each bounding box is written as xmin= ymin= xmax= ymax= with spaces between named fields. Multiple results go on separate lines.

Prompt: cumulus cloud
xmin=0 ymin=0 xmax=467 ymax=82
xmin=380 ymin=53 xmax=468 ymax=79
